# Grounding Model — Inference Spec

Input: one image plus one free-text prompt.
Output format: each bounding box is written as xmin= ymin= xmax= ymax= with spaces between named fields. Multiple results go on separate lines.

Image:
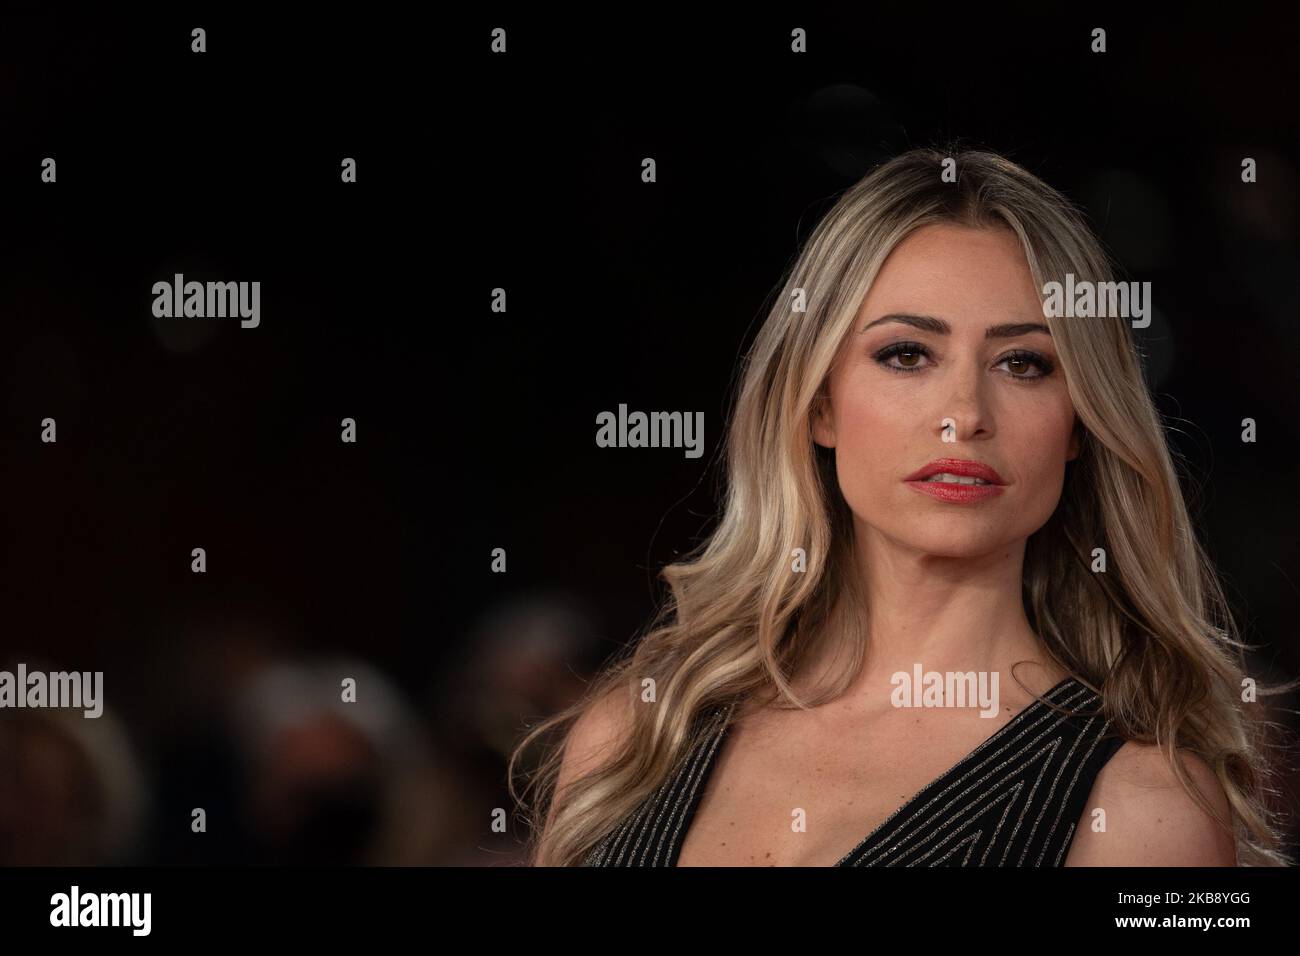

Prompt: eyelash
xmin=872 ymin=341 xmax=1055 ymax=379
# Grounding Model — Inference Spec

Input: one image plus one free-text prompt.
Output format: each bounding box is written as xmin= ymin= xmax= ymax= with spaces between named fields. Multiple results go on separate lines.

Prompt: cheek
xmin=829 ymin=393 xmax=908 ymax=497
xmin=836 ymin=396 xmax=899 ymax=444
xmin=832 ymin=392 xmax=904 ymax=463
xmin=1008 ymin=404 xmax=1076 ymax=507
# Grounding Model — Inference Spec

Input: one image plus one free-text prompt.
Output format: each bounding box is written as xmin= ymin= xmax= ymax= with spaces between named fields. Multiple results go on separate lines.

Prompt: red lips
xmin=903 ymin=458 xmax=1006 ymax=484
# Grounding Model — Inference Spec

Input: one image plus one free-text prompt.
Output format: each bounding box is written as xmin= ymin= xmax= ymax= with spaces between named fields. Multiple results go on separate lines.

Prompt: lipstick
xmin=903 ymin=457 xmax=1007 ymax=503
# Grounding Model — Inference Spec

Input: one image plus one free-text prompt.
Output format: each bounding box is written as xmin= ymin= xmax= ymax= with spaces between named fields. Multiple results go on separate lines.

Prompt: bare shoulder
xmin=1064 ymin=740 xmax=1237 ymax=866
xmin=554 ymin=687 xmax=635 ymax=800
xmin=535 ymin=688 xmax=635 ymax=863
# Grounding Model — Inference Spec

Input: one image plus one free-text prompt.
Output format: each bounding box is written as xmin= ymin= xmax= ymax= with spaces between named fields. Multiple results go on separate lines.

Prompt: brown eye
xmin=873 ymin=341 xmax=932 ymax=373
xmin=995 ymin=350 xmax=1053 ymax=379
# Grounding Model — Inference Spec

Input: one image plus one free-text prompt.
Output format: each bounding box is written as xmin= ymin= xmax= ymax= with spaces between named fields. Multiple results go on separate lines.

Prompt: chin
xmin=917 ymin=540 xmax=1005 ymax=560
xmin=891 ymin=525 xmax=1013 ymax=559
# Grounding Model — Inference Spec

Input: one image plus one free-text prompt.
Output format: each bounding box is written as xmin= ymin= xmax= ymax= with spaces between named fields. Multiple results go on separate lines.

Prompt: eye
xmin=994 ymin=350 xmax=1054 ymax=379
xmin=873 ymin=341 xmax=932 ymax=373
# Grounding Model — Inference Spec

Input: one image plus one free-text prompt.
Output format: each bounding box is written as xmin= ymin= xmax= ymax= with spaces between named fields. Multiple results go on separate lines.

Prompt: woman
xmin=511 ymin=147 xmax=1294 ymax=867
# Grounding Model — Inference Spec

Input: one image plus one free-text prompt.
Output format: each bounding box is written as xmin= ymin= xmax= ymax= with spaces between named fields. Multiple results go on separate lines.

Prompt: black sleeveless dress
xmin=583 ymin=675 xmax=1125 ymax=866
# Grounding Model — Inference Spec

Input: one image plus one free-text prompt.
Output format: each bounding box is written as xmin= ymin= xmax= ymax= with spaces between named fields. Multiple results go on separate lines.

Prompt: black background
xmin=1 ymin=5 xmax=1297 ymax=865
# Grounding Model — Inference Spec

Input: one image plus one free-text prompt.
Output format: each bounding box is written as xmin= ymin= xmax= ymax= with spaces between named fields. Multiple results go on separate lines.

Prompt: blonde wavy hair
xmin=509 ymin=147 xmax=1296 ymax=867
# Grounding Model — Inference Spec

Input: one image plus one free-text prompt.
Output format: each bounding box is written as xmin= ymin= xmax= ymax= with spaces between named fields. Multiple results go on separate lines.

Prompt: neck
xmin=797 ymin=522 xmax=1065 ymax=703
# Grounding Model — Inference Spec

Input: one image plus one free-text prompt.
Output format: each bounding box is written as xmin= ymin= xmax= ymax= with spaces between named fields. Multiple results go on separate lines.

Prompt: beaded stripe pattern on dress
xmin=584 ymin=704 xmax=733 ymax=867
xmin=842 ymin=683 xmax=1104 ymax=866
xmin=582 ymin=678 xmax=1121 ymax=867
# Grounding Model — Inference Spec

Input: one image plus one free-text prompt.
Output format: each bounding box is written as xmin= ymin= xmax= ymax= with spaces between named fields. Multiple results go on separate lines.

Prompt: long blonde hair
xmin=509 ymin=147 xmax=1296 ymax=867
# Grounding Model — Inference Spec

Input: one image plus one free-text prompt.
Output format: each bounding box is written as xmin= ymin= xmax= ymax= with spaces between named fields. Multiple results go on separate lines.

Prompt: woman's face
xmin=812 ymin=223 xmax=1080 ymax=558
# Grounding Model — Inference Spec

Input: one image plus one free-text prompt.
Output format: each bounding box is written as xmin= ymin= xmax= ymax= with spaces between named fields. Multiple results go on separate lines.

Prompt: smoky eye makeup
xmin=872 ymin=340 xmax=932 ymax=371
xmin=871 ymin=341 xmax=1057 ymax=378
xmin=994 ymin=349 xmax=1055 ymax=377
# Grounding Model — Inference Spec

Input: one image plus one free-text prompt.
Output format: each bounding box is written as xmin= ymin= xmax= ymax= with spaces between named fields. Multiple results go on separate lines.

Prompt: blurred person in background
xmin=0 ymin=682 xmax=149 ymax=865
xmin=430 ymin=591 xmax=606 ymax=865
xmin=228 ymin=656 xmax=441 ymax=865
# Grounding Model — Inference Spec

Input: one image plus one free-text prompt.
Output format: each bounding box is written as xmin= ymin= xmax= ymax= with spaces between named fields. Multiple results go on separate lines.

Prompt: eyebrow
xmin=860 ymin=313 xmax=1052 ymax=339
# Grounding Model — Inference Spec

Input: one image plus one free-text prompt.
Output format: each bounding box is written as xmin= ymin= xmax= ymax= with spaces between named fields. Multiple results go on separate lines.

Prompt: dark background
xmin=1 ymin=5 xmax=1297 ymax=864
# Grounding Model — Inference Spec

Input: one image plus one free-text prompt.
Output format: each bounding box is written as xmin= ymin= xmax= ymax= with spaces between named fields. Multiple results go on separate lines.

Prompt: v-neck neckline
xmin=679 ymin=675 xmax=1083 ymax=867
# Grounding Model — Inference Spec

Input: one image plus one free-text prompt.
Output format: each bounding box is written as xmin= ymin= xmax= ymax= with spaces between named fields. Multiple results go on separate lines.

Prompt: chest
xmin=674 ymin=704 xmax=1018 ymax=867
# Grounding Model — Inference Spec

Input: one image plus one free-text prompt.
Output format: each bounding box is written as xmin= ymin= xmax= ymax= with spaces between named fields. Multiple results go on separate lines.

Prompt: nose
xmin=935 ymin=362 xmax=994 ymax=444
